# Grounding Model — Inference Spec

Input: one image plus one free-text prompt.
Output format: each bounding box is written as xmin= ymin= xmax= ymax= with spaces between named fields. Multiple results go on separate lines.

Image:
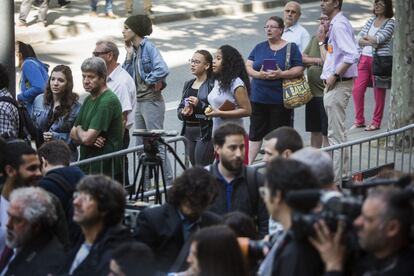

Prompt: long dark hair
xmin=16 ymin=41 xmax=37 ymax=60
xmin=44 ymin=65 xmax=79 ymax=124
xmin=215 ymin=45 xmax=250 ymax=96
xmin=192 ymin=225 xmax=248 ymax=276
xmin=195 ymin=49 xmax=213 ymax=78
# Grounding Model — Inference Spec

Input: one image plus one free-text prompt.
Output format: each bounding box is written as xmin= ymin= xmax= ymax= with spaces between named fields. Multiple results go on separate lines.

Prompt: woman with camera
xmin=351 ymin=0 xmax=395 ymax=131
xmin=177 ymin=50 xmax=215 ymax=166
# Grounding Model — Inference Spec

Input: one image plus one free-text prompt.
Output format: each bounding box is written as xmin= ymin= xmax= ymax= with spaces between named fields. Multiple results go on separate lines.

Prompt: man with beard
xmin=62 ymin=175 xmax=133 ymax=275
xmin=0 ymin=187 xmax=65 ymax=275
xmin=70 ymin=57 xmax=123 ymax=178
xmin=311 ymin=187 xmax=414 ymax=275
xmin=208 ymin=123 xmax=268 ymax=237
xmin=134 ymin=167 xmax=222 ymax=273
xmin=0 ymin=141 xmax=42 ymax=253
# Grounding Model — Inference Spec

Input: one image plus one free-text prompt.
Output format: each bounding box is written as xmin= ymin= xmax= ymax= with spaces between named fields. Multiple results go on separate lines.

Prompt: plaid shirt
xmin=0 ymin=88 xmax=19 ymax=139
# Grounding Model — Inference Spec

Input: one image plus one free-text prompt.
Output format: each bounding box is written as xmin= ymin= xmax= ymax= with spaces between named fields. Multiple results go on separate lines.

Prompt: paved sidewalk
xmin=14 ymin=0 xmax=314 ymax=44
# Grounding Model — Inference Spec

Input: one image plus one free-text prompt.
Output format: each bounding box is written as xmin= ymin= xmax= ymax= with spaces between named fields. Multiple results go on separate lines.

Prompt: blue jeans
xmin=90 ymin=0 xmax=112 ymax=13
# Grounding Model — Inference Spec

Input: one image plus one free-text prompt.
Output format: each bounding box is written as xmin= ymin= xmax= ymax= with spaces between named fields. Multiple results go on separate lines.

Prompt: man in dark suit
xmin=134 ymin=167 xmax=222 ymax=273
xmin=1 ymin=187 xmax=65 ymax=276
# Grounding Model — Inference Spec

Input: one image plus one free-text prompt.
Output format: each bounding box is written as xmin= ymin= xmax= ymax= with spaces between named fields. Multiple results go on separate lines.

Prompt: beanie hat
xmin=124 ymin=14 xmax=153 ymax=37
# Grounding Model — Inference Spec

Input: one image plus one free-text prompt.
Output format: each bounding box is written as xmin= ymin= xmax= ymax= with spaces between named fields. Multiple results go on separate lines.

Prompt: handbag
xmin=373 ymin=54 xmax=392 ymax=76
xmin=371 ymin=18 xmax=393 ymax=77
xmin=282 ymin=43 xmax=313 ymax=109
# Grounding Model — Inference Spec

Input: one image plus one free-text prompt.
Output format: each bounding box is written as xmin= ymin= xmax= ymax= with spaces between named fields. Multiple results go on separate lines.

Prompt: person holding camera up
xmin=310 ymin=187 xmax=414 ymax=275
xmin=258 ymin=158 xmax=323 ymax=276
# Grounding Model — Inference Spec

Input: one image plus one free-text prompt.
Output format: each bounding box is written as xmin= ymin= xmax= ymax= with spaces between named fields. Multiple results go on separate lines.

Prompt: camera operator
xmin=310 ymin=187 xmax=414 ymax=275
xmin=258 ymin=158 xmax=323 ymax=276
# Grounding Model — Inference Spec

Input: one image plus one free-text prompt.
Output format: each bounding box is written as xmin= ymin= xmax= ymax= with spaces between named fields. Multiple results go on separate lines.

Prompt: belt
xmin=186 ymin=121 xmax=200 ymax=126
xmin=336 ymin=77 xmax=353 ymax=82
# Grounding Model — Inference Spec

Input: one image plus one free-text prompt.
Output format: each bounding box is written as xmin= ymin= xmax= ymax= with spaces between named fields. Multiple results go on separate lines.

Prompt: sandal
xmin=365 ymin=125 xmax=380 ymax=131
xmin=350 ymin=124 xmax=366 ymax=130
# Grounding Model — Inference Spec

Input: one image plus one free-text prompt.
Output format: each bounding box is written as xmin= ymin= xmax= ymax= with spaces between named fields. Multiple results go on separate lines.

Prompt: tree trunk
xmin=388 ymin=0 xmax=414 ymax=130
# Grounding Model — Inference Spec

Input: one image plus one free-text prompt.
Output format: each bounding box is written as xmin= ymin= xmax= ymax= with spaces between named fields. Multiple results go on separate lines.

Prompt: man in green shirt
xmin=70 ymin=57 xmax=123 ymax=179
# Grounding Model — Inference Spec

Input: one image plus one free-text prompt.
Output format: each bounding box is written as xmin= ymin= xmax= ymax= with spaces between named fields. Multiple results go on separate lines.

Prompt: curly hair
xmin=215 ymin=45 xmax=250 ymax=96
xmin=168 ymin=166 xmax=218 ymax=209
xmin=44 ymin=65 xmax=79 ymax=125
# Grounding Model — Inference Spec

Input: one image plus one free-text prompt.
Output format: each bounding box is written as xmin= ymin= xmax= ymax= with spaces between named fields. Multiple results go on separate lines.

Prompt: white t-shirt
xmin=107 ymin=65 xmax=137 ymax=129
xmin=207 ymin=77 xmax=246 ymax=134
xmin=362 ymin=25 xmax=379 ymax=57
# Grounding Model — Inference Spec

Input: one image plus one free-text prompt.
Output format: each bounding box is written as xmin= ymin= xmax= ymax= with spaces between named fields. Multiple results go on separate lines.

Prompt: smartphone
xmin=263 ymin=59 xmax=278 ymax=71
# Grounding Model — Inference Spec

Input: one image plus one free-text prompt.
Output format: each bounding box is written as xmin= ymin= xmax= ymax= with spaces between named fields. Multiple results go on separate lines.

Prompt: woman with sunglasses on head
xmin=177 ymin=50 xmax=215 ymax=166
xmin=352 ymin=0 xmax=395 ymax=131
xmin=32 ymin=65 xmax=81 ymax=161
xmin=246 ymin=16 xmax=304 ymax=164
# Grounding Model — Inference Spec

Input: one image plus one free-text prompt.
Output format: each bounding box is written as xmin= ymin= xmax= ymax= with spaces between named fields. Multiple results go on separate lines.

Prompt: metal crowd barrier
xmin=71 ymin=136 xmax=190 ymax=195
xmin=72 ymin=124 xmax=414 ymax=199
xmin=251 ymin=124 xmax=414 ymax=183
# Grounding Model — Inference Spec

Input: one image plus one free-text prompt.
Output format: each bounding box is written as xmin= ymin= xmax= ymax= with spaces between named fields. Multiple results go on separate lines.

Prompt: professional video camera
xmin=132 ymin=129 xmax=179 ymax=157
xmin=286 ymin=190 xmax=362 ymax=241
xmin=287 ymin=175 xmax=413 ymax=241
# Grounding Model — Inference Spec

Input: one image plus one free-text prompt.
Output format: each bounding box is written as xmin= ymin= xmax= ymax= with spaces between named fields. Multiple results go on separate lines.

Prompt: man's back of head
xmin=263 ymin=126 xmax=303 ymax=162
xmin=111 ymin=242 xmax=155 ymax=276
xmin=266 ymin=158 xmax=319 ymax=213
xmin=0 ymin=64 xmax=9 ymax=90
xmin=291 ymin=147 xmax=335 ymax=189
xmin=168 ymin=166 xmax=219 ymax=219
xmin=38 ymin=140 xmax=71 ymax=170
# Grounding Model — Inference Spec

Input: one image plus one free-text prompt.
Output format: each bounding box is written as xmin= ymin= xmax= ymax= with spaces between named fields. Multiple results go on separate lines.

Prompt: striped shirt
xmin=357 ymin=17 xmax=395 ymax=56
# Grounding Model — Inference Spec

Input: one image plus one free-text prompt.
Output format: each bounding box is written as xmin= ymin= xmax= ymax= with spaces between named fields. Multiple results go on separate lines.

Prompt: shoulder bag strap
xmin=284 ymin=43 xmax=292 ymax=70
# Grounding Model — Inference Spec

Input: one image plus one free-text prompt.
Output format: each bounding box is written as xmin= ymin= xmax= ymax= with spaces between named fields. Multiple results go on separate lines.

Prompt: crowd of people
xmin=0 ymin=0 xmax=406 ymax=275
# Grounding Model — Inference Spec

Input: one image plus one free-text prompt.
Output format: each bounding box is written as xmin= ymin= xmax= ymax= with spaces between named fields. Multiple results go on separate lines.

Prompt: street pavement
xmin=14 ymin=0 xmax=388 ymax=151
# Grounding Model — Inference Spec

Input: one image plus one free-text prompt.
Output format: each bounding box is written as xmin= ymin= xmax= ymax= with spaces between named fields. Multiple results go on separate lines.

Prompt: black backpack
xmin=0 ymin=96 xmax=38 ymax=143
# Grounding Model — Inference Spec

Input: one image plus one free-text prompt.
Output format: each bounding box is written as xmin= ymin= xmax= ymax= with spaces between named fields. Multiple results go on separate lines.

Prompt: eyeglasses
xmin=73 ymin=192 xmax=94 ymax=202
xmin=92 ymin=51 xmax=111 ymax=57
xmin=189 ymin=59 xmax=202 ymax=65
xmin=264 ymin=25 xmax=281 ymax=29
xmin=374 ymin=0 xmax=385 ymax=7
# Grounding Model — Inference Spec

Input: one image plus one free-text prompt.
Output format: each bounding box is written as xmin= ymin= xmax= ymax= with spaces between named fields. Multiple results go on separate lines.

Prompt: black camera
xmin=286 ymin=190 xmax=363 ymax=240
xmin=132 ymin=129 xmax=178 ymax=157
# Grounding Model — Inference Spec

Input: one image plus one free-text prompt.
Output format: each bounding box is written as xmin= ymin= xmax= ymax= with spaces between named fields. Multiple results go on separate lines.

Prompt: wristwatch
xmin=334 ymin=73 xmax=340 ymax=79
xmin=318 ymin=41 xmax=324 ymax=46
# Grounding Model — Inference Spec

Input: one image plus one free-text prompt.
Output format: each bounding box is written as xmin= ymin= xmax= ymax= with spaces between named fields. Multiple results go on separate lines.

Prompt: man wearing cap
xmin=122 ymin=14 xmax=172 ymax=185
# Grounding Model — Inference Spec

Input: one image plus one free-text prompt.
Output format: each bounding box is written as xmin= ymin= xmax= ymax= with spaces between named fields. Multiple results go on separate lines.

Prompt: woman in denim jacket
xmin=122 ymin=14 xmax=169 ymax=135
xmin=32 ymin=65 xmax=81 ymax=161
xmin=177 ymin=50 xmax=215 ymax=166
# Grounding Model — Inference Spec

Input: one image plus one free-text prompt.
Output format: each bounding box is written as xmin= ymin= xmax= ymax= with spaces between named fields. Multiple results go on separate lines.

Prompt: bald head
xmin=284 ymin=1 xmax=302 ymax=27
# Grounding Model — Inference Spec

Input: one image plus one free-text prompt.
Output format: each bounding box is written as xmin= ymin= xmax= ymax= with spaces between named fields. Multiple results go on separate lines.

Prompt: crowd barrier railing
xmin=72 ymin=124 xmax=414 ymax=200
